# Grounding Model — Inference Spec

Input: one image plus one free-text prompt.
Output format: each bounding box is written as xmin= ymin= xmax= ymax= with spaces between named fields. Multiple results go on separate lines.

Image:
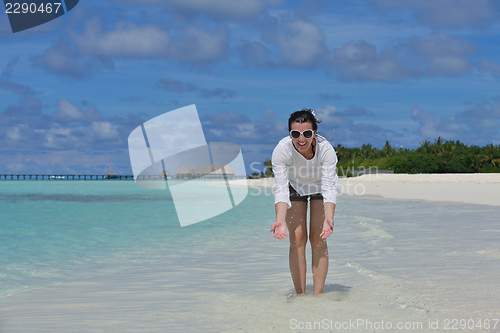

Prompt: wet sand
xmin=1 ymin=175 xmax=499 ymax=332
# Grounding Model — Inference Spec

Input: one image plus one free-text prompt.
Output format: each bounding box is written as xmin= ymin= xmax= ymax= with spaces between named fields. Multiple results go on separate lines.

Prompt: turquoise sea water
xmin=1 ymin=180 xmax=500 ymax=332
xmin=0 ymin=180 xmax=273 ymax=298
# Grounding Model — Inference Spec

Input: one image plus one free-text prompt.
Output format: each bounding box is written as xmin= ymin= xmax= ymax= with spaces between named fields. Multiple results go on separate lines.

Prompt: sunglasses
xmin=289 ymin=129 xmax=315 ymax=139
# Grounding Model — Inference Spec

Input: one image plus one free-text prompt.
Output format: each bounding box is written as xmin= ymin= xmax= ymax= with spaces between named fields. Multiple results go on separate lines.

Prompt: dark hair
xmin=288 ymin=108 xmax=321 ymax=132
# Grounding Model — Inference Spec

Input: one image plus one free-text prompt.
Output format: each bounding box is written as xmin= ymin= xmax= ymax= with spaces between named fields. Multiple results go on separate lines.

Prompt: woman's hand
xmin=319 ymin=218 xmax=334 ymax=239
xmin=270 ymin=221 xmax=289 ymax=239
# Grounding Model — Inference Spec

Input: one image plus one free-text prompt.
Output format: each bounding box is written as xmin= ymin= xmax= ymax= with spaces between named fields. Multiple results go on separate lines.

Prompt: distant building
xmin=210 ymin=164 xmax=236 ymax=176
xmin=197 ymin=164 xmax=216 ymax=174
xmin=175 ymin=164 xmax=237 ymax=178
xmin=159 ymin=170 xmax=171 ymax=178
xmin=176 ymin=166 xmax=198 ymax=175
xmin=104 ymin=170 xmax=118 ymax=179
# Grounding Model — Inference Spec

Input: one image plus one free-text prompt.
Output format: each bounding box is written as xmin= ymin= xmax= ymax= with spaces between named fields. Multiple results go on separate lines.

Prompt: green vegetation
xmin=261 ymin=138 xmax=500 ymax=176
xmin=263 ymin=158 xmax=273 ymax=176
xmin=335 ymin=138 xmax=500 ymax=174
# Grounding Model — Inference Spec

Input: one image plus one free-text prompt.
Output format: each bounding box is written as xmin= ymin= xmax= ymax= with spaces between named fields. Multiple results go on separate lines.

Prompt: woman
xmin=270 ymin=108 xmax=341 ymax=295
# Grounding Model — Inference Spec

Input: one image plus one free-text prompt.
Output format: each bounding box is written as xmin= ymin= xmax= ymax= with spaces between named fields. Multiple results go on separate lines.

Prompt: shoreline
xmin=1 ymin=177 xmax=499 ymax=331
xmin=237 ymin=173 xmax=500 ymax=206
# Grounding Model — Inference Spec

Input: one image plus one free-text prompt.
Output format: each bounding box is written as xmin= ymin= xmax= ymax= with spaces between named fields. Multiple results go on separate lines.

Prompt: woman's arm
xmin=320 ymin=141 xmax=339 ymax=207
xmin=270 ymin=141 xmax=291 ymax=239
xmin=320 ymin=202 xmax=335 ymax=239
xmin=272 ymin=141 xmax=292 ymax=209
xmin=270 ymin=202 xmax=289 ymax=239
xmin=275 ymin=201 xmax=288 ymax=222
xmin=324 ymin=202 xmax=335 ymax=220
xmin=319 ymin=141 xmax=339 ymax=239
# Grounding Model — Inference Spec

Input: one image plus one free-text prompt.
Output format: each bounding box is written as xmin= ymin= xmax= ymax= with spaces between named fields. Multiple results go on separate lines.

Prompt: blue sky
xmin=1 ymin=0 xmax=500 ymax=175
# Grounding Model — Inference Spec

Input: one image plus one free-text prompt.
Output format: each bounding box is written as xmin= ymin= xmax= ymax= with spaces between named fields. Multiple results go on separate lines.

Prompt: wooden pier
xmin=0 ymin=174 xmax=247 ymax=180
xmin=2 ymin=174 xmax=133 ymax=180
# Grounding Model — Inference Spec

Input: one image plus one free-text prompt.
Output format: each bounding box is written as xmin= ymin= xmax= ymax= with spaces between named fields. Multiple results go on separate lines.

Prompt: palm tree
xmin=335 ymin=144 xmax=347 ymax=161
xmin=417 ymin=140 xmax=432 ymax=154
xmin=470 ymin=155 xmax=483 ymax=172
xmin=482 ymin=144 xmax=500 ymax=167
xmin=263 ymin=158 xmax=273 ymax=176
xmin=358 ymin=143 xmax=374 ymax=160
xmin=431 ymin=137 xmax=445 ymax=156
xmin=382 ymin=141 xmax=395 ymax=157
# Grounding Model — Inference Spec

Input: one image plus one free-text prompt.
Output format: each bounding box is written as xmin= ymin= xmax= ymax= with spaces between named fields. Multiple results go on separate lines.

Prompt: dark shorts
xmin=289 ymin=184 xmax=323 ymax=202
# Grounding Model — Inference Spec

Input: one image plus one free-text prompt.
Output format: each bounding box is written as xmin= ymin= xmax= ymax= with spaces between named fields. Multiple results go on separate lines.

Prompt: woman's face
xmin=290 ymin=121 xmax=315 ymax=153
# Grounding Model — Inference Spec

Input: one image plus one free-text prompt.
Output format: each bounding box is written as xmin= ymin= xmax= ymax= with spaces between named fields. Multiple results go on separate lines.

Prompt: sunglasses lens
xmin=290 ymin=130 xmax=314 ymax=139
xmin=303 ymin=130 xmax=313 ymax=138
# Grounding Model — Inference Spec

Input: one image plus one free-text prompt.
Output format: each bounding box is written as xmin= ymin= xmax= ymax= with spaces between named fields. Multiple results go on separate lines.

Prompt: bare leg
xmin=309 ymin=199 xmax=329 ymax=295
xmin=286 ymin=201 xmax=308 ymax=294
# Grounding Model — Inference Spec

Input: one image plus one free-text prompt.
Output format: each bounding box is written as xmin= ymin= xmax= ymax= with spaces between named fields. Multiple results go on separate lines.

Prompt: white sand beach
xmin=341 ymin=173 xmax=500 ymax=206
xmin=1 ymin=174 xmax=499 ymax=332
xmin=245 ymin=173 xmax=500 ymax=206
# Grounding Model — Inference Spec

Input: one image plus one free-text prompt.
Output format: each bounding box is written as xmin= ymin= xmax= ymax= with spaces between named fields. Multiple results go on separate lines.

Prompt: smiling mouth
xmin=298 ymin=142 xmax=307 ymax=147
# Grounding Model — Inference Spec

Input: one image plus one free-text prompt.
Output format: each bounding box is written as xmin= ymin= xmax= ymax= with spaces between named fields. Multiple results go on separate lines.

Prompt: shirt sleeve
xmin=320 ymin=143 xmax=339 ymax=205
xmin=272 ymin=142 xmax=292 ymax=209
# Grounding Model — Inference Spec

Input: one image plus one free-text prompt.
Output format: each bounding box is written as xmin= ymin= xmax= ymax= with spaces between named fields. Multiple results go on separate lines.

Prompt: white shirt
xmin=272 ymin=134 xmax=342 ymax=209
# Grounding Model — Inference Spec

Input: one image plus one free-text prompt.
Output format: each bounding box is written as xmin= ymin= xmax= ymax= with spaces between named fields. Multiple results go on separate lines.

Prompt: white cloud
xmin=156 ymin=78 xmax=236 ymax=99
xmin=315 ymin=104 xmax=339 ymax=123
xmin=31 ymin=38 xmax=109 ymax=79
xmin=51 ymin=99 xmax=105 ymax=124
xmin=92 ymin=121 xmax=120 ymax=140
xmin=53 ymin=99 xmax=85 ymax=122
xmin=239 ymin=19 xmax=325 ymax=69
xmin=72 ymin=19 xmax=170 ymax=58
xmin=1 ymin=98 xmax=138 ymax=153
xmin=478 ymin=59 xmax=500 ymax=78
xmin=461 ymin=104 xmax=500 ymax=120
xmin=0 ymin=79 xmax=36 ymax=96
xmin=327 ymin=40 xmax=411 ymax=81
xmin=311 ymin=104 xmax=394 ymax=145
xmin=0 ymin=149 xmax=130 ymax=175
xmin=43 ymin=125 xmax=74 ymax=149
xmin=165 ymin=26 xmax=229 ymax=63
xmin=115 ymin=0 xmax=284 ymax=18
xmin=411 ymin=104 xmax=500 ymax=144
xmin=323 ymin=33 xmax=478 ymax=81
xmin=70 ymin=18 xmax=228 ymax=64
xmin=411 ymin=104 xmax=448 ymax=139
xmin=235 ymin=123 xmax=257 ymax=139
xmin=408 ymin=33 xmax=476 ymax=58
xmin=276 ymin=20 xmax=325 ymax=68
xmin=238 ymin=41 xmax=271 ymax=67
xmin=408 ymin=32 xmax=477 ymax=76
xmin=202 ymin=109 xmax=285 ymax=144
xmin=372 ymin=0 xmax=500 ymax=29
xmin=6 ymin=125 xmax=23 ymax=141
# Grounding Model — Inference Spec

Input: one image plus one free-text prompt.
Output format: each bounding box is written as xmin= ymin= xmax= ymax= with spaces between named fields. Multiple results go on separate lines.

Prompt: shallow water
xmin=0 ymin=180 xmax=266 ymax=298
xmin=0 ymin=181 xmax=499 ymax=332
